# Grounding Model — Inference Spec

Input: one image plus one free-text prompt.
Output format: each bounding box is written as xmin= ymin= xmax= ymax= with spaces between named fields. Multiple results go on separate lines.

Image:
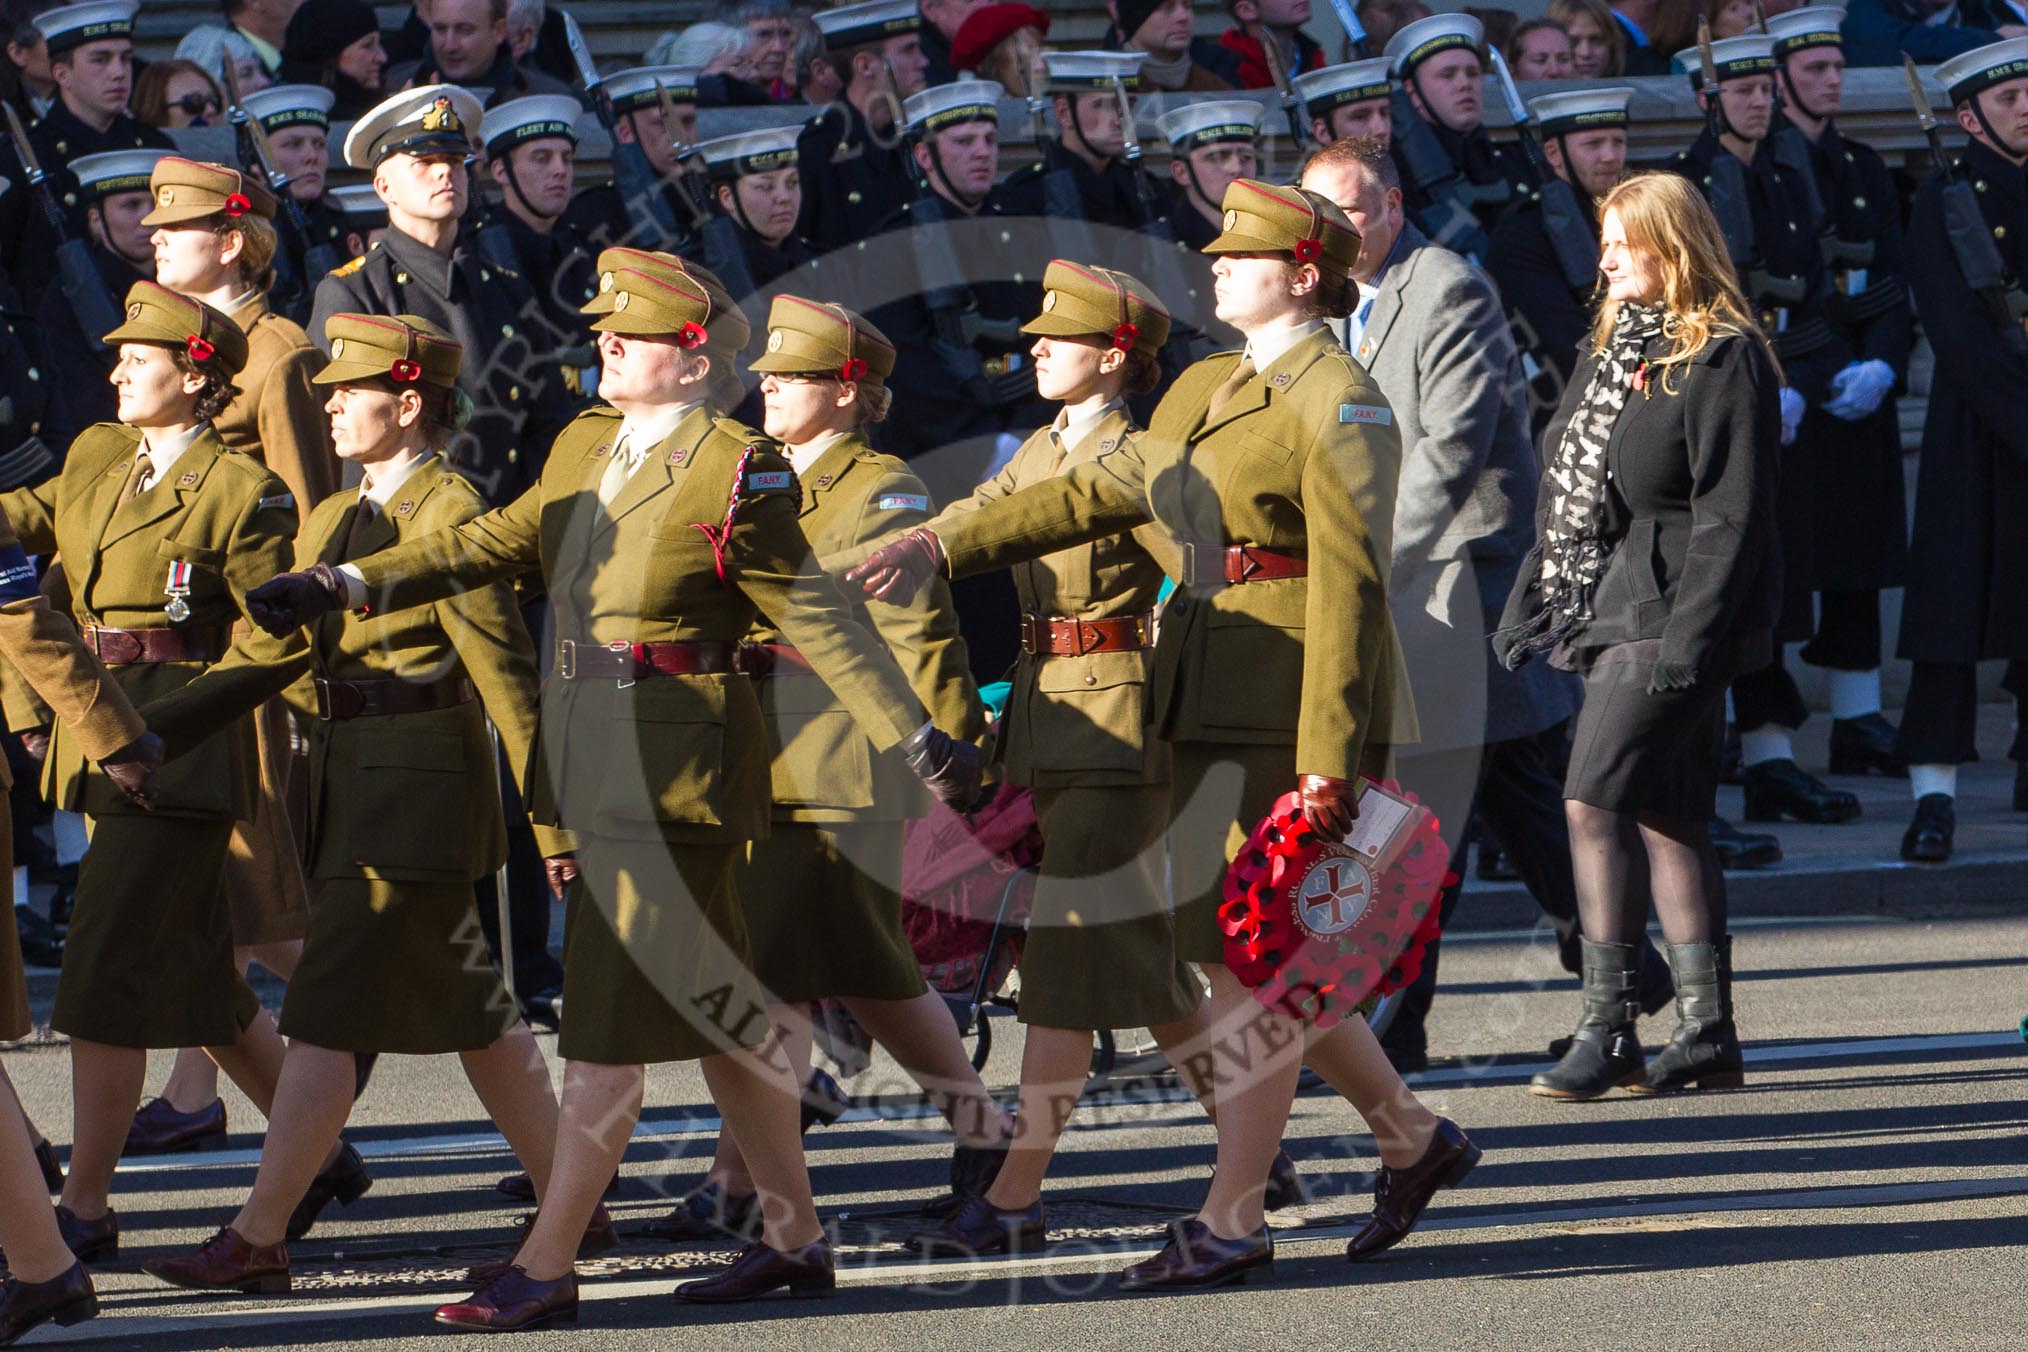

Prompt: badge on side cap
xmin=767 ymin=330 xmax=784 ymax=351
xmin=1223 ymin=209 xmax=1238 ymax=230
xmin=1042 ymin=290 xmax=1057 ymax=311
xmin=331 ymin=338 xmax=345 ymax=357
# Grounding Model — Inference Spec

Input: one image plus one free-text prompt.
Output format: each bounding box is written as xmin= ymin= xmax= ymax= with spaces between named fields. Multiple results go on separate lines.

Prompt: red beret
xmin=951 ymin=3 xmax=1051 ymax=74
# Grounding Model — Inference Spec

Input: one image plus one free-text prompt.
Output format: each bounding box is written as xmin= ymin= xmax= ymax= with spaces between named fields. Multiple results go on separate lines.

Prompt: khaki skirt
xmin=1019 ymin=783 xmax=1200 ymax=1031
xmin=220 ymin=700 xmax=310 ymax=948
xmin=738 ymin=821 xmax=926 ymax=1005
xmin=279 ymin=877 xmax=514 ymax=1054
xmin=558 ymin=835 xmax=769 ymax=1066
xmin=52 ymin=812 xmax=258 ymax=1049
xmin=1166 ymin=742 xmax=1297 ymax=968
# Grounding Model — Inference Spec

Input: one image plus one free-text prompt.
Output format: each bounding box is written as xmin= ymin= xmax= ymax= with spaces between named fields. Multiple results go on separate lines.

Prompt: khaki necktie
xmin=117 ymin=450 xmax=155 ymax=505
xmin=1203 ymin=357 xmax=1257 ymax=421
xmin=595 ymin=434 xmax=636 ymax=513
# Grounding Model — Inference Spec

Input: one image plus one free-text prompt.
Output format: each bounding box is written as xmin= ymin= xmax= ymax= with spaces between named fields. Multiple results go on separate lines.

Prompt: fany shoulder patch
xmin=1340 ymin=404 xmax=1392 ymax=427
xmin=745 ymin=470 xmax=794 ymax=492
xmin=259 ymin=493 xmax=296 ymax=511
xmin=877 ymin=492 xmax=929 ymax=512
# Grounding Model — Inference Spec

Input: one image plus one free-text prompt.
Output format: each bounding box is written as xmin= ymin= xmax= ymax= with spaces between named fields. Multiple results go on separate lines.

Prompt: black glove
xmin=1647 ymin=657 xmax=1698 ymax=695
xmin=901 ymin=724 xmax=985 ymax=813
xmin=845 ymin=528 xmax=946 ymax=605
xmin=1491 ymin=630 xmax=1533 ymax=673
xmin=246 ymin=563 xmax=348 ymax=637
xmin=100 ymin=730 xmax=164 ymax=810
xmin=1298 ymin=773 xmax=1360 ymax=839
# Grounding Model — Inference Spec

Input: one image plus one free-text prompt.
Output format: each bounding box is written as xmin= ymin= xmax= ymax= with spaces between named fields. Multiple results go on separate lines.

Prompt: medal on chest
xmin=164 ymin=560 xmax=193 ymax=623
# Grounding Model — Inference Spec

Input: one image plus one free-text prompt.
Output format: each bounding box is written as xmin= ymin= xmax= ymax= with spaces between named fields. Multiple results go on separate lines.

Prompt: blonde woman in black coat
xmin=1495 ymin=171 xmax=1781 ymax=1102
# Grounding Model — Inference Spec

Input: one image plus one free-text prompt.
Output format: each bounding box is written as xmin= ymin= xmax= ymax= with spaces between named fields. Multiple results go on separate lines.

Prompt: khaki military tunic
xmin=0 ymin=503 xmax=145 ymax=1041
xmin=926 ymin=406 xmax=1198 ymax=1028
xmin=931 ymin=330 xmax=1414 ymax=963
xmin=347 ymin=405 xmax=931 ymax=1064
xmin=740 ymin=432 xmax=984 ymax=1005
xmin=0 ymin=423 xmax=295 ymax=1046
xmin=145 ymin=458 xmax=566 ymax=1052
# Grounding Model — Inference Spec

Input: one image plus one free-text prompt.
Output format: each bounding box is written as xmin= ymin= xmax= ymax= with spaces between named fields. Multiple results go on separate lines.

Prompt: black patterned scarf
xmin=1505 ymin=301 xmax=1666 ymax=655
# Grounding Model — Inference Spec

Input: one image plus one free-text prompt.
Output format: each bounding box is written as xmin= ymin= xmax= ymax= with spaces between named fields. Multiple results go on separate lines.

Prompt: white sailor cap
xmin=1528 ymin=86 xmax=1635 ymax=137
xmin=1156 ymin=100 xmax=1264 ymax=152
xmin=695 ymin=126 xmax=801 ymax=182
xmin=1385 ymin=13 xmax=1483 ymax=79
xmin=1933 ymin=36 xmax=2028 ymax=104
xmin=481 ymin=94 xmax=584 ymax=156
xmin=903 ymin=78 xmax=1004 ymax=134
xmin=813 ymin=0 xmax=919 ymax=52
xmin=31 ymin=0 xmax=134 ymax=55
xmin=328 ymin=181 xmax=390 ymax=225
xmin=1766 ymin=4 xmax=1848 ymax=58
xmin=1039 ymin=50 xmax=1148 ymax=93
xmin=241 ymin=84 xmax=337 ymax=134
xmin=1673 ymin=35 xmax=1777 ymax=83
xmin=603 ymin=65 xmax=702 ymax=115
xmin=1294 ymin=58 xmax=1392 ymax=116
xmin=342 ymin=83 xmax=482 ymax=169
xmin=69 ymin=147 xmax=169 ymax=202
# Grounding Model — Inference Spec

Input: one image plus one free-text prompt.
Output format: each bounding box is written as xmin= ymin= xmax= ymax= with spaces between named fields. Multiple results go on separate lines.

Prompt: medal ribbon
xmin=164 ymin=560 xmax=193 ymax=596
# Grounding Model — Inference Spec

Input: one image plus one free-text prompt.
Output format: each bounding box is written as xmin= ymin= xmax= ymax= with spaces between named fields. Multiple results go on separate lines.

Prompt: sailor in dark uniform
xmin=327 ymin=181 xmax=390 ymax=259
xmin=561 ymin=64 xmax=707 ymax=257
xmin=310 ymin=83 xmax=577 ymax=509
xmin=1896 ymin=39 xmax=2028 ymax=861
xmin=479 ymin=93 xmax=601 ymax=398
xmin=239 ymin=83 xmax=351 ymax=323
xmin=1762 ymin=5 xmax=1914 ymax=782
xmin=1155 ymin=99 xmax=1263 ymax=253
xmin=1487 ymin=86 xmax=1632 ymax=433
xmin=795 ymin=0 xmax=932 ymax=253
xmin=692 ymin=126 xmax=821 ymax=293
xmin=1294 ymin=56 xmax=1395 ymax=151
xmin=1002 ymin=49 xmax=1167 ymax=238
xmin=1669 ymin=34 xmax=1863 ymax=828
xmin=1384 ymin=13 xmax=1532 ymax=261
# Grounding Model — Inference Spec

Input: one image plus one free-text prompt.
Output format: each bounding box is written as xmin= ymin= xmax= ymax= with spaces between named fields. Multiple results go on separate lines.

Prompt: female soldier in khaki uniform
xmin=0 ymin=504 xmax=158 ymax=1346
xmin=136 ymin=315 xmax=576 ymax=1294
xmin=0 ymin=282 xmax=302 ymax=1261
xmin=129 ymin=155 xmax=337 ymax=1156
xmin=853 ymin=182 xmax=1480 ymax=1287
xmin=905 ymin=262 xmax=1226 ymax=1256
xmin=244 ymin=250 xmax=984 ymax=1329
xmin=655 ymin=296 xmax=1009 ymax=1243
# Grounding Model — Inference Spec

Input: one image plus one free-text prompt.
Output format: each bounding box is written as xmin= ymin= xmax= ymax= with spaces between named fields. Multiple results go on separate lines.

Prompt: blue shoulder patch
xmin=0 ymin=545 xmax=38 ymax=603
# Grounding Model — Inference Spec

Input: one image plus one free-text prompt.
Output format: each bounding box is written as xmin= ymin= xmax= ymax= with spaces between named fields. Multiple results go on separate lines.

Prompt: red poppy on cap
xmin=677 ymin=321 xmax=709 ymax=350
xmin=389 ymin=358 xmax=422 ymax=383
xmin=222 ymin=192 xmax=252 ymax=218
xmin=1111 ymin=322 xmax=1140 ymax=351
xmin=950 ymin=3 xmax=1051 ymax=73
xmin=186 ymin=335 xmax=216 ymax=362
xmin=1292 ymin=237 xmax=1322 ymax=264
xmin=839 ymin=357 xmax=869 ymax=382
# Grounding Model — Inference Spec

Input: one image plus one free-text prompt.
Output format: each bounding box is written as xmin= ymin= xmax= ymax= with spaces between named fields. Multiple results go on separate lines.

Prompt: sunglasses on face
xmin=172 ymin=93 xmax=222 ymax=116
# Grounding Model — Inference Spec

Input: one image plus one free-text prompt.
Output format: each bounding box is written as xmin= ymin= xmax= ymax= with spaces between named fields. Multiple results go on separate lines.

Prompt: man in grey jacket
xmin=1300 ymin=137 xmax=1668 ymax=1066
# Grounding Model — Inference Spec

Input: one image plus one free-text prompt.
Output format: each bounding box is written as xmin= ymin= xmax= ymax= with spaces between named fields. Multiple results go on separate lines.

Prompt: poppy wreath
xmin=222 ymin=192 xmax=252 ymax=218
xmin=677 ymin=321 xmax=709 ymax=350
xmin=389 ymin=358 xmax=422 ymax=383
xmin=185 ymin=335 xmax=216 ymax=363
xmin=1218 ymin=781 xmax=1449 ymax=1030
xmin=839 ymin=357 xmax=868 ymax=381
xmin=1291 ymin=237 xmax=1322 ymax=265
xmin=1111 ymin=321 xmax=1139 ymax=351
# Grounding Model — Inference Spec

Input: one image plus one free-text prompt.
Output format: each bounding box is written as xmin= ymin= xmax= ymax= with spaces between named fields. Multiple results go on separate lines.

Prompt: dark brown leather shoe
xmin=904 ymin=1196 xmax=1046 ymax=1257
xmin=1346 ymin=1118 xmax=1481 ymax=1262
xmin=673 ymin=1237 xmax=836 ymax=1303
xmin=52 ymin=1207 xmax=117 ymax=1264
xmin=642 ymin=1182 xmax=762 ymax=1243
xmin=124 ymin=1097 xmax=226 ymax=1155
xmin=32 ymin=1138 xmax=61 ymax=1193
xmin=142 ymin=1227 xmax=291 ymax=1295
xmin=435 ymin=1267 xmax=578 ymax=1332
xmin=1119 ymin=1219 xmax=1273 ymax=1291
xmin=921 ymin=1138 xmax=1010 ymax=1218
xmin=286 ymin=1141 xmax=372 ymax=1242
xmin=0 ymin=1260 xmax=97 ymax=1344
xmin=466 ymin=1205 xmax=619 ymax=1285
xmin=496 ymin=1170 xmax=620 ymax=1203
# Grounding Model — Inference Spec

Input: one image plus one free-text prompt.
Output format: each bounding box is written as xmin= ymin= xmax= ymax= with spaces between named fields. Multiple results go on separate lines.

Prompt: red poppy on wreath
xmin=1291 ymin=237 xmax=1322 ymax=264
xmin=1111 ymin=321 xmax=1139 ymax=351
xmin=677 ymin=321 xmax=709 ymax=350
xmin=222 ymin=192 xmax=252 ymax=218
xmin=838 ymin=357 xmax=868 ymax=382
xmin=389 ymin=358 xmax=422 ymax=383
xmin=185 ymin=335 xmax=215 ymax=363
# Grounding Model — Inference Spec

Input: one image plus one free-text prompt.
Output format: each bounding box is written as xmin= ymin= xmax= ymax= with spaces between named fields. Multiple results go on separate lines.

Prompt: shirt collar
xmin=141 ymin=423 xmax=208 ymax=478
xmin=1051 ymin=398 xmax=1123 ymax=455
xmin=1242 ymin=319 xmax=1327 ymax=373
xmin=788 ymin=429 xmax=852 ymax=477
xmin=618 ymin=402 xmax=701 ymax=460
xmin=360 ymin=451 xmax=436 ymax=511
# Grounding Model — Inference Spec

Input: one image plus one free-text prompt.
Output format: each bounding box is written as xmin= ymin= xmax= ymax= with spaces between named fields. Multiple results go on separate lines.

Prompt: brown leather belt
xmin=1178 ymin=543 xmax=1308 ymax=587
xmin=81 ymin=624 xmax=225 ymax=665
xmin=555 ymin=638 xmax=736 ymax=681
xmin=313 ymin=675 xmax=475 ymax=720
xmin=735 ymin=641 xmax=815 ymax=677
xmin=1019 ymin=612 xmax=1153 ymax=656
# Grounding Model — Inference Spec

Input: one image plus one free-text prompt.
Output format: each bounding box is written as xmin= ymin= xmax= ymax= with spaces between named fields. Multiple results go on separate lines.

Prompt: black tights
xmin=1565 ymin=802 xmax=1727 ymax=946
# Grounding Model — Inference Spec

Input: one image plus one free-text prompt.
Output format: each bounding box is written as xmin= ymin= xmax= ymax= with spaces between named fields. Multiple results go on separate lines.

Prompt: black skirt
xmin=1563 ymin=639 xmax=1729 ymax=818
